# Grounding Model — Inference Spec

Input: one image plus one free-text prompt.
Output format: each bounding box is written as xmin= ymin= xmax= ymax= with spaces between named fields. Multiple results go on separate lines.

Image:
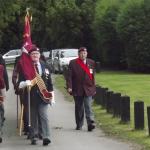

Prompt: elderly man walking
xmin=66 ymin=47 xmax=96 ymax=131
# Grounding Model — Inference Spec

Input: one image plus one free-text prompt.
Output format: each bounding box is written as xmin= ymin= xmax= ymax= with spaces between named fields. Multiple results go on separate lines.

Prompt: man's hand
xmin=50 ymin=91 xmax=55 ymax=106
xmin=19 ymin=80 xmax=32 ymax=89
xmin=26 ymin=80 xmax=32 ymax=86
xmin=19 ymin=81 xmax=26 ymax=89
xmin=0 ymin=96 xmax=4 ymax=105
xmin=67 ymin=88 xmax=72 ymax=95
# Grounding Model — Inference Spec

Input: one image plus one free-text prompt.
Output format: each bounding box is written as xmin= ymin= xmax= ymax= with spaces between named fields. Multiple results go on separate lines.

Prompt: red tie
xmin=34 ymin=63 xmax=39 ymax=74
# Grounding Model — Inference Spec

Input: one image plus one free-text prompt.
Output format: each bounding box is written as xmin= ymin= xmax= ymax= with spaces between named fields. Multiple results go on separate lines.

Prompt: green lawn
xmin=55 ymin=72 xmax=150 ymax=150
xmin=6 ymin=64 xmax=14 ymax=68
xmin=95 ymin=71 xmax=150 ymax=150
xmin=96 ymin=71 xmax=150 ymax=103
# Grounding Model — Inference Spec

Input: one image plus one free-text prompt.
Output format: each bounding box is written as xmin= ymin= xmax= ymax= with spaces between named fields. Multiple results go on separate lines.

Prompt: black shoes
xmin=31 ymin=138 xmax=37 ymax=145
xmin=31 ymin=137 xmax=51 ymax=146
xmin=76 ymin=126 xmax=82 ymax=130
xmin=38 ymin=134 xmax=43 ymax=140
xmin=43 ymin=138 xmax=51 ymax=146
xmin=35 ymin=134 xmax=43 ymax=140
xmin=88 ymin=124 xmax=95 ymax=132
xmin=0 ymin=137 xmax=2 ymax=143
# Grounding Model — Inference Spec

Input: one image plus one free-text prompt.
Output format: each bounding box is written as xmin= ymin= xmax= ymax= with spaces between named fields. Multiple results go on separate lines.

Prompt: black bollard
xmin=98 ymin=86 xmax=103 ymax=105
xmin=106 ymin=91 xmax=113 ymax=113
xmin=94 ymin=85 xmax=101 ymax=104
xmin=134 ymin=101 xmax=144 ymax=130
xmin=101 ymin=88 xmax=108 ymax=108
xmin=116 ymin=93 xmax=122 ymax=117
xmin=147 ymin=106 xmax=150 ymax=136
xmin=93 ymin=85 xmax=98 ymax=102
xmin=96 ymin=62 xmax=101 ymax=73
xmin=112 ymin=93 xmax=121 ymax=117
xmin=120 ymin=96 xmax=130 ymax=123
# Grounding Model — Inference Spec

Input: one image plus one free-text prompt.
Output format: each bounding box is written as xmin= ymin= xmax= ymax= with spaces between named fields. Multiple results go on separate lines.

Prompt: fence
xmin=62 ymin=64 xmax=150 ymax=136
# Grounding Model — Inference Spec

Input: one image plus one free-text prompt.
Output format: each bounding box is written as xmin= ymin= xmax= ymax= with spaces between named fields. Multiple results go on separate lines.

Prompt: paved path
xmin=0 ymin=70 xmax=139 ymax=150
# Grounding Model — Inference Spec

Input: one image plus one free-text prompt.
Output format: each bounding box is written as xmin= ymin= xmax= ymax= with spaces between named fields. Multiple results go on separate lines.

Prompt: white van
xmin=53 ymin=48 xmax=78 ymax=73
xmin=47 ymin=49 xmax=60 ymax=72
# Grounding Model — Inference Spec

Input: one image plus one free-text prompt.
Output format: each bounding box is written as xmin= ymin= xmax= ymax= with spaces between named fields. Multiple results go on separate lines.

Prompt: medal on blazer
xmin=45 ymin=68 xmax=49 ymax=79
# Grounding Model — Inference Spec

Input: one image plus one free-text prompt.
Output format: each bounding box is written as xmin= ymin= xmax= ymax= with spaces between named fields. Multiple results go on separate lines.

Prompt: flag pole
xmin=27 ymin=85 xmax=31 ymax=132
xmin=16 ymin=95 xmax=19 ymax=128
xmin=19 ymin=104 xmax=24 ymax=136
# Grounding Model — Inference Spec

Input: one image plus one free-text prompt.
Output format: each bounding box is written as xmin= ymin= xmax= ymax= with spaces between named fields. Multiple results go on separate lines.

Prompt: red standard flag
xmin=19 ymin=9 xmax=36 ymax=80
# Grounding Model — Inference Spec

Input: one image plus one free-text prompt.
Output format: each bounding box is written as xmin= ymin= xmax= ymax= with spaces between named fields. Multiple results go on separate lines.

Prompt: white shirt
xmin=83 ymin=59 xmax=86 ymax=64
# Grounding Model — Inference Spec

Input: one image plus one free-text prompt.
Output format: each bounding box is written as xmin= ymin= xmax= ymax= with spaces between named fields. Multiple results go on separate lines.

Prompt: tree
xmin=117 ymin=0 xmax=150 ymax=72
xmin=93 ymin=0 xmax=125 ymax=68
xmin=0 ymin=0 xmax=22 ymax=52
xmin=46 ymin=0 xmax=83 ymax=48
xmin=78 ymin=0 xmax=97 ymax=58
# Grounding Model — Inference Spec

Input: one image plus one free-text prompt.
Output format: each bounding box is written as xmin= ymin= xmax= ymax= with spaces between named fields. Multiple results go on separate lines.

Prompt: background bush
xmin=93 ymin=0 xmax=126 ymax=69
xmin=117 ymin=0 xmax=150 ymax=72
xmin=1 ymin=0 xmax=150 ymax=73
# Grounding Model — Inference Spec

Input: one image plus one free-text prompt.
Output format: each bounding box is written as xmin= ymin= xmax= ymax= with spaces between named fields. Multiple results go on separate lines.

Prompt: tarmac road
xmin=0 ymin=70 xmax=140 ymax=150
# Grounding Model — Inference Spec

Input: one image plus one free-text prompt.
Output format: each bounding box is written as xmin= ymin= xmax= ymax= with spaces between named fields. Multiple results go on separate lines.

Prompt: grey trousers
xmin=0 ymin=104 xmax=4 ymax=136
xmin=30 ymin=97 xmax=50 ymax=139
xmin=73 ymin=96 xmax=94 ymax=128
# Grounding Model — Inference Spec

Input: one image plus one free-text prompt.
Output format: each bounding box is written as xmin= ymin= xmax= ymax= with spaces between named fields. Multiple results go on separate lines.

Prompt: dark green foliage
xmin=0 ymin=0 xmax=22 ymax=53
xmin=77 ymin=0 xmax=96 ymax=58
xmin=0 ymin=0 xmax=90 ymax=51
xmin=117 ymin=0 xmax=150 ymax=72
xmin=93 ymin=0 xmax=125 ymax=68
xmin=46 ymin=0 xmax=83 ymax=48
xmin=2 ymin=0 xmax=150 ymax=73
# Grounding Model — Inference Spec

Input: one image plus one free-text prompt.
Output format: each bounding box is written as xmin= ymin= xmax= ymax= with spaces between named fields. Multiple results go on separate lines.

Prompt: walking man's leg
xmin=74 ymin=96 xmax=84 ymax=130
xmin=84 ymin=96 xmax=95 ymax=131
xmin=39 ymin=103 xmax=51 ymax=146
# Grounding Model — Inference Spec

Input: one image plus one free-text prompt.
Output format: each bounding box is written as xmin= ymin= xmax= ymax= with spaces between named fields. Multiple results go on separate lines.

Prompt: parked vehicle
xmin=46 ymin=49 xmax=60 ymax=73
xmin=3 ymin=49 xmax=22 ymax=64
xmin=40 ymin=48 xmax=50 ymax=60
xmin=53 ymin=48 xmax=78 ymax=73
xmin=40 ymin=51 xmax=50 ymax=62
xmin=42 ymin=51 xmax=50 ymax=59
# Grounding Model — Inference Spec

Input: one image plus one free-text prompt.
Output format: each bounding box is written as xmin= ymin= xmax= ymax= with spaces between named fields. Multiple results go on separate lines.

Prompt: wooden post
xmin=106 ymin=91 xmax=113 ymax=113
xmin=147 ymin=106 xmax=150 ymax=136
xmin=94 ymin=85 xmax=101 ymax=104
xmin=134 ymin=101 xmax=144 ymax=130
xmin=120 ymin=96 xmax=130 ymax=123
xmin=112 ymin=93 xmax=121 ymax=117
xmin=101 ymin=88 xmax=108 ymax=108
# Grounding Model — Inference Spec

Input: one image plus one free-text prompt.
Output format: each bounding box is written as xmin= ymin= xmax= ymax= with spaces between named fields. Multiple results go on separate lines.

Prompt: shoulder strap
xmin=76 ymin=58 xmax=93 ymax=80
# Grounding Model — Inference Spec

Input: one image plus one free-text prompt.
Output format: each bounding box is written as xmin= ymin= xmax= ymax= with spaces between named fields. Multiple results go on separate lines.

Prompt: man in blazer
xmin=66 ymin=47 xmax=96 ymax=131
xmin=29 ymin=48 xmax=54 ymax=146
xmin=19 ymin=47 xmax=54 ymax=146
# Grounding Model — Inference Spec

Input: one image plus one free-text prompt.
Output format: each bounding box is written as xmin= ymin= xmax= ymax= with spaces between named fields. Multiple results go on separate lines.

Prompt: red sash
xmin=76 ymin=58 xmax=93 ymax=80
